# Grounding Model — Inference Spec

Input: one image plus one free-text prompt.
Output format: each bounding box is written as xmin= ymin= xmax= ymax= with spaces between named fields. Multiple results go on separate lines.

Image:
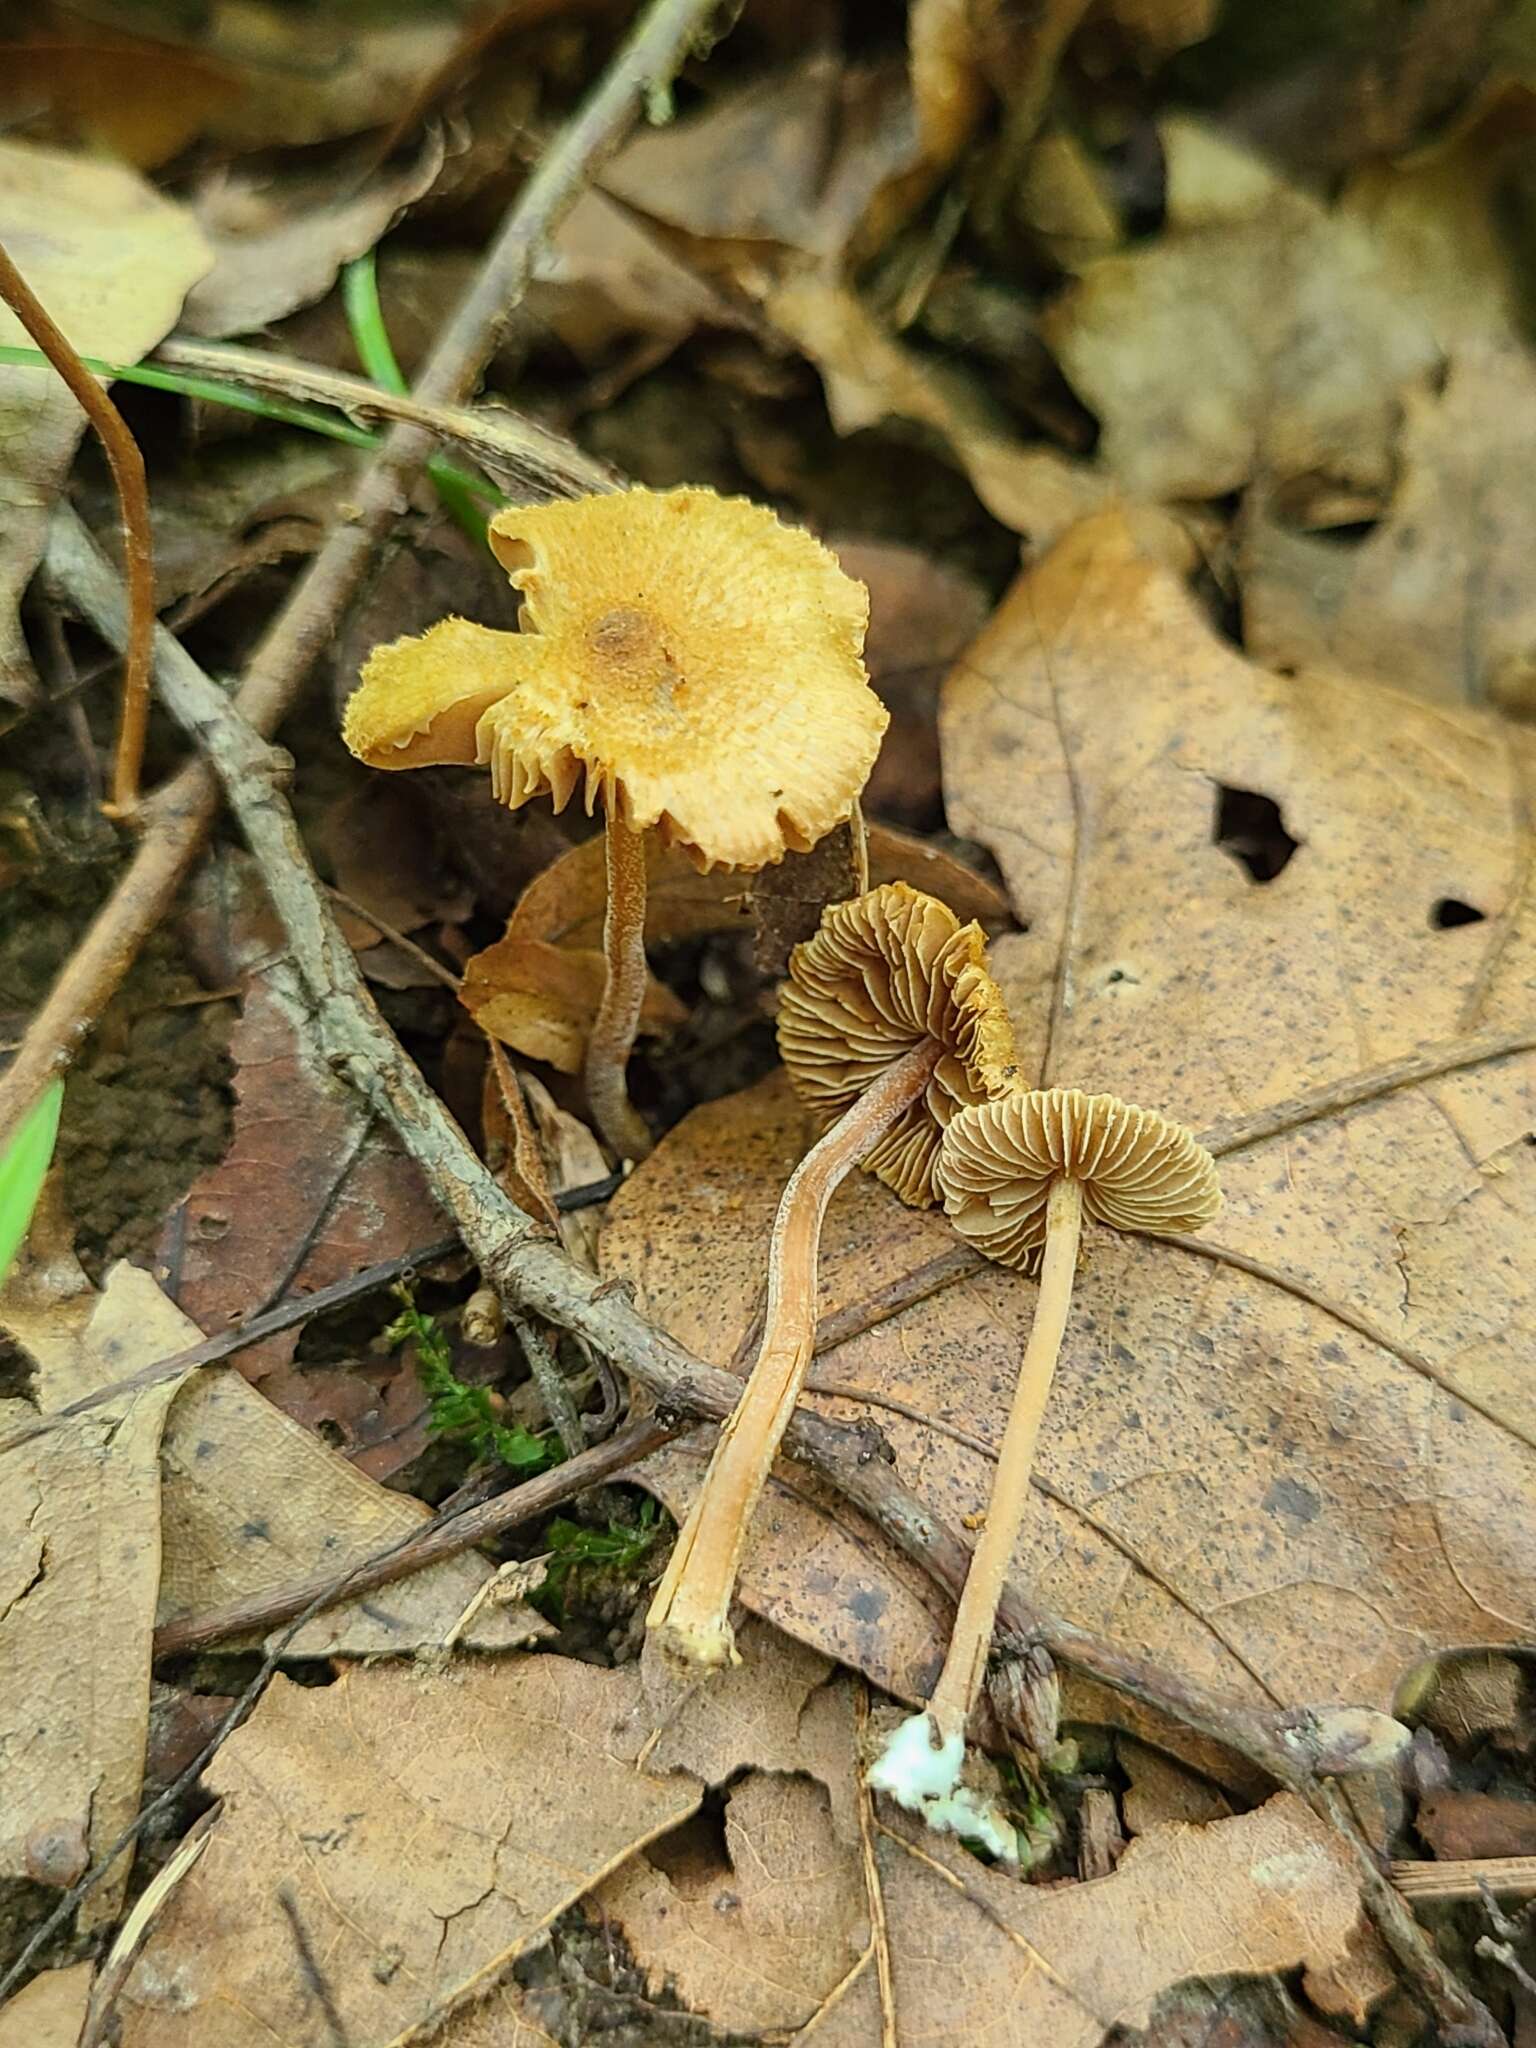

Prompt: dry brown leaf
xmin=0 ymin=1263 xmax=196 ymax=1930
xmin=1119 ymin=1737 xmax=1235 ymax=1834
xmin=835 ymin=537 xmax=991 ymax=827
xmin=463 ymin=934 xmax=688 ymax=1073
xmin=181 ymin=139 xmax=442 ymax=340
xmin=1338 ymin=81 xmax=1536 ymax=356
xmin=603 ymin=508 xmax=1536 ymax=1728
xmin=162 ymin=964 xmax=442 ymax=1381
xmin=115 ymin=1658 xmax=699 ymax=2048
xmin=1040 ymin=118 xmax=1441 ymax=509
xmin=0 ymin=138 xmax=209 ymax=704
xmin=599 ymin=1629 xmax=872 ymax=2037
xmin=530 ymin=188 xmax=735 ymax=362
xmin=0 ymin=1961 xmax=93 ymax=2047
xmin=117 ymin=1623 xmax=846 ymax=2047
xmin=603 ymin=53 xmax=923 ymax=270
xmin=873 ymin=1794 xmax=1372 ymax=2046
xmin=768 ymin=274 xmax=1133 ymax=552
xmin=0 ymin=33 xmax=237 ymax=168
xmin=461 ymin=821 xmax=1009 ymax=1070
xmin=156 ymin=1366 xmax=549 ymax=1660
xmin=598 ymin=1774 xmax=867 ymax=2035
xmin=1241 ymin=344 xmax=1536 ymax=715
xmin=194 ymin=7 xmax=462 ymax=152
xmin=639 ymin=1618 xmax=861 ymax=1843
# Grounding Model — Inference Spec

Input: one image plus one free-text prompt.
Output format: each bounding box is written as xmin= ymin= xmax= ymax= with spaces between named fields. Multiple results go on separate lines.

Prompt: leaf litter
xmin=6 ymin=2 xmax=1536 ymax=2043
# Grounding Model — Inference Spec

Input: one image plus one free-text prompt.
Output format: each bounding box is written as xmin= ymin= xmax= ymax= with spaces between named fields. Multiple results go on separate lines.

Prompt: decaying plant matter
xmin=647 ymin=882 xmax=1017 ymax=1670
xmin=343 ymin=485 xmax=885 ymax=1158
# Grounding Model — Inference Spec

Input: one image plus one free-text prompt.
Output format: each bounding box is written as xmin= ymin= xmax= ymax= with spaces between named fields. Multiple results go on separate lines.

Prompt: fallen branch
xmin=0 ymin=238 xmax=154 ymax=813
xmin=0 ymin=0 xmax=723 ymax=1155
xmin=44 ymin=509 xmax=1503 ymax=2048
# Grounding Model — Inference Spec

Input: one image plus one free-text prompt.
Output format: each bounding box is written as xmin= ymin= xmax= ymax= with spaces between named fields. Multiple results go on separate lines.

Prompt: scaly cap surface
xmin=776 ymin=882 xmax=1017 ymax=1206
xmin=341 ymin=486 xmax=884 ymax=873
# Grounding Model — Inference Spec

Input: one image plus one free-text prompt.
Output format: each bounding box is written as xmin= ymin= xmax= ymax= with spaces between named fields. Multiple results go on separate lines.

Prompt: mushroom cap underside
xmin=776 ymin=881 xmax=1018 ymax=1206
xmin=341 ymin=486 xmax=885 ymax=873
xmin=936 ymin=1088 xmax=1222 ymax=1268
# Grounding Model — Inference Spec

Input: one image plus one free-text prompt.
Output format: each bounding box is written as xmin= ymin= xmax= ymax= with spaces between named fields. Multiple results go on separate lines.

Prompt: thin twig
xmin=0 ymin=1235 xmax=460 ymax=1457
xmin=0 ymin=0 xmax=722 ymax=1156
xmin=510 ymin=1309 xmax=588 ymax=1460
xmin=45 ymin=514 xmax=1502 ymax=2048
xmin=1392 ymin=1857 xmax=1536 ymax=1902
xmin=327 ymin=883 xmax=463 ymax=993
xmin=853 ymin=1682 xmax=899 ymax=2048
xmin=1196 ymin=1024 xmax=1536 ymax=1158
xmin=153 ymin=1414 xmax=666 ymax=1657
xmin=0 ymin=238 xmax=155 ymax=815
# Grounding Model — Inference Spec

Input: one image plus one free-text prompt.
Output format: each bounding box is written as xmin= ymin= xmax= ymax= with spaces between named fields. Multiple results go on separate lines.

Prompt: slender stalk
xmin=648 ymin=1038 xmax=943 ymax=1667
xmin=0 ymin=238 xmax=154 ymax=814
xmin=586 ymin=816 xmax=655 ymax=1161
xmin=926 ymin=1175 xmax=1083 ymax=1743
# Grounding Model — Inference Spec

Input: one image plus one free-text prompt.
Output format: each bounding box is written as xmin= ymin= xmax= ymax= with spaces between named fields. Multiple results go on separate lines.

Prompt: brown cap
xmin=936 ymin=1088 xmax=1221 ymax=1268
xmin=776 ymin=882 xmax=1017 ymax=1206
xmin=342 ymin=485 xmax=885 ymax=874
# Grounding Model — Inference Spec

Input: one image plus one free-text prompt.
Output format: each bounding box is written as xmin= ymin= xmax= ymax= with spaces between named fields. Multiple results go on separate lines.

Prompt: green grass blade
xmin=0 ymin=343 xmax=500 ymax=510
xmin=342 ymin=252 xmax=492 ymax=542
xmin=0 ymin=1081 xmax=64 ymax=1281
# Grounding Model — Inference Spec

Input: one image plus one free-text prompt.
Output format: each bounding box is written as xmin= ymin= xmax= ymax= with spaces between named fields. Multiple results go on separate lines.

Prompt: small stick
xmin=1390 ymin=1857 xmax=1536 ymax=1902
xmin=648 ymin=1039 xmax=943 ymax=1667
xmin=0 ymin=1233 xmax=461 ymax=1457
xmin=153 ymin=1414 xmax=667 ymax=1656
xmin=0 ymin=237 xmax=155 ymax=815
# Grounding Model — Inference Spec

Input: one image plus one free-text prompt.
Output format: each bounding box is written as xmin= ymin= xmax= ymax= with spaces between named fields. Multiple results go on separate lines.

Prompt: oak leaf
xmin=601 ymin=510 xmax=1536 ymax=1729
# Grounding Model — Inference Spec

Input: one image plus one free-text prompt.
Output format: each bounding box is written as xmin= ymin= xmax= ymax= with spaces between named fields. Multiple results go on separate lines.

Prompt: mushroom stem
xmin=926 ymin=1173 xmax=1083 ymax=1749
xmin=647 ymin=1036 xmax=944 ymax=1669
xmin=585 ymin=815 xmax=654 ymax=1161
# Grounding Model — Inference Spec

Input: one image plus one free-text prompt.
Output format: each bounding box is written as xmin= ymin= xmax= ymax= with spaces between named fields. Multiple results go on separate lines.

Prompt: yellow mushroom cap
xmin=776 ymin=882 xmax=1018 ymax=1207
xmin=340 ymin=485 xmax=885 ymax=874
xmin=936 ymin=1088 xmax=1222 ymax=1270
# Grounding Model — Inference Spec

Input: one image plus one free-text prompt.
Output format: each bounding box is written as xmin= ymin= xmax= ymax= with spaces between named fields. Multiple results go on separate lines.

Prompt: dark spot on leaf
xmin=1263 ymin=1477 xmax=1321 ymax=1524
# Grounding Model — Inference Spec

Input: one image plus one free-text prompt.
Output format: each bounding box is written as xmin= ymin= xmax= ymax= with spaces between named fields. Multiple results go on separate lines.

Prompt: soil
xmin=0 ymin=800 xmax=233 ymax=1282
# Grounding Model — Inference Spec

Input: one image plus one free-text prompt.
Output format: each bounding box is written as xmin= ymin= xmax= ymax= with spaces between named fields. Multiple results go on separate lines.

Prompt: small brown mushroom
xmin=342 ymin=485 xmax=883 ymax=1158
xmin=869 ymin=1087 xmax=1221 ymax=1828
xmin=646 ymin=883 xmax=1017 ymax=1670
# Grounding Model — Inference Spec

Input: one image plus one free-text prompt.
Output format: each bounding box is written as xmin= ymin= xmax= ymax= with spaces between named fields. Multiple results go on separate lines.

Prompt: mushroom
xmin=342 ymin=485 xmax=884 ymax=1159
xmin=646 ymin=882 xmax=1018 ymax=1670
xmin=868 ymin=1087 xmax=1221 ymax=1835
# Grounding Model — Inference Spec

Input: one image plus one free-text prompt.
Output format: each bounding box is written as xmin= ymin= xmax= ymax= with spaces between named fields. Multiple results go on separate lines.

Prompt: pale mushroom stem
xmin=647 ymin=1036 xmax=944 ymax=1669
xmin=925 ymin=1173 xmax=1083 ymax=1749
xmin=585 ymin=816 xmax=654 ymax=1162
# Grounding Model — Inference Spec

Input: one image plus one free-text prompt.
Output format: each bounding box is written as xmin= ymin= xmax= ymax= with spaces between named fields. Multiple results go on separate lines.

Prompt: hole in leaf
xmin=1430 ymin=898 xmax=1485 ymax=929
xmin=1213 ymin=785 xmax=1300 ymax=884
xmin=644 ymin=1787 xmax=733 ymax=1894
